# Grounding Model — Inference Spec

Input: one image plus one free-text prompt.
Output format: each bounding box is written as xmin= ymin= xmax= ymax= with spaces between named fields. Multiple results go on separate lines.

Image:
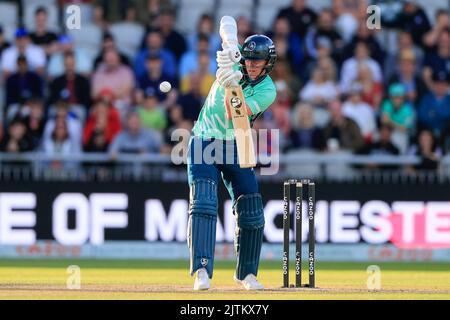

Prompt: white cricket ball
xmin=159 ymin=81 xmax=172 ymax=93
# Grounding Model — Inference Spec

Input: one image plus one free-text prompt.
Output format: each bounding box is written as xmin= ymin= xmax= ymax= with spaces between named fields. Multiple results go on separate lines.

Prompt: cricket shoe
xmin=234 ymin=273 xmax=264 ymax=291
xmin=193 ymin=268 xmax=210 ymax=290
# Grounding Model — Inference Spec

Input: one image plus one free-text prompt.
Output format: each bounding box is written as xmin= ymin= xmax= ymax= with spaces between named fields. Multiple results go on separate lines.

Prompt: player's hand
xmin=216 ymin=67 xmax=243 ymax=88
xmin=216 ymin=49 xmax=234 ymax=68
xmin=226 ymin=44 xmax=242 ymax=63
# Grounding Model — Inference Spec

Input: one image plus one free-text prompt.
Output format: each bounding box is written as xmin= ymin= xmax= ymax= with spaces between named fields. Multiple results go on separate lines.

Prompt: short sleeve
xmin=245 ymin=80 xmax=277 ymax=115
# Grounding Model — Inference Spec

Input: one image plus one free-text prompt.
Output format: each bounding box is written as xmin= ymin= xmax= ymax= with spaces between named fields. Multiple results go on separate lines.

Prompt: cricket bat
xmin=220 ymin=16 xmax=257 ymax=168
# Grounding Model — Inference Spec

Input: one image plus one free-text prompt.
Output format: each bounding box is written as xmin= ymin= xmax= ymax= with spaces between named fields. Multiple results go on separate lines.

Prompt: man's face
xmin=245 ymin=59 xmax=266 ymax=80
xmin=319 ymin=11 xmax=334 ymax=29
xmin=197 ymin=39 xmax=209 ymax=52
xmin=16 ymin=37 xmax=29 ymax=51
xmin=105 ymin=51 xmax=120 ymax=69
xmin=146 ymin=58 xmax=162 ymax=73
xmin=433 ymin=81 xmax=449 ymax=97
xmin=274 ymin=18 xmax=290 ymax=36
xmin=391 ymin=95 xmax=404 ymax=108
xmin=355 ymin=43 xmax=369 ymax=59
xmin=293 ymin=0 xmax=305 ymax=10
xmin=399 ymin=59 xmax=416 ymax=75
xmin=36 ymin=12 xmax=48 ymax=29
xmin=147 ymin=32 xmax=162 ymax=50
xmin=127 ymin=114 xmax=141 ymax=133
xmin=64 ymin=56 xmax=75 ymax=73
xmin=159 ymin=13 xmax=174 ymax=30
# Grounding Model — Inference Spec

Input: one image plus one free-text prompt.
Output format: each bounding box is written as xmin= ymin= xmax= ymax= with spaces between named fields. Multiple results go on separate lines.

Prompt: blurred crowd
xmin=0 ymin=0 xmax=449 ymax=172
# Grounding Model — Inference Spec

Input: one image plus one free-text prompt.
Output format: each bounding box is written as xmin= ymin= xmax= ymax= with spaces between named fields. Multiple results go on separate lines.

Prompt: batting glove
xmin=216 ymin=49 xmax=235 ymax=68
xmin=216 ymin=67 xmax=243 ymax=88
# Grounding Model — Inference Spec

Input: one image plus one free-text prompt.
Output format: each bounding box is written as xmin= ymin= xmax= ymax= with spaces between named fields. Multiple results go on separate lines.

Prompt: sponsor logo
xmin=248 ymin=41 xmax=256 ymax=51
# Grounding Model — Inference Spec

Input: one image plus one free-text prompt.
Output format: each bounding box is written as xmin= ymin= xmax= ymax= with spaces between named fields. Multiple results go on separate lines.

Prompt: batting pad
xmin=188 ymin=179 xmax=218 ymax=278
xmin=234 ymin=193 xmax=265 ymax=280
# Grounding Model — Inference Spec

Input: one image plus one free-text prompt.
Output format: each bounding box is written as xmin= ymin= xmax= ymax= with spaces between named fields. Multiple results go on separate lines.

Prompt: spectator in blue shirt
xmin=134 ymin=28 xmax=176 ymax=79
xmin=417 ymin=71 xmax=450 ymax=138
xmin=179 ymin=33 xmax=217 ymax=79
xmin=187 ymin=13 xmax=221 ymax=57
xmin=138 ymin=52 xmax=177 ymax=103
xmin=5 ymin=55 xmax=44 ymax=108
xmin=267 ymin=16 xmax=304 ymax=76
xmin=422 ymin=27 xmax=450 ymax=89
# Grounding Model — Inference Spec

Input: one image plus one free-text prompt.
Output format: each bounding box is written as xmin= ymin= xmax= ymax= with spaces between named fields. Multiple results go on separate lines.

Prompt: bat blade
xmin=225 ymin=86 xmax=257 ymax=168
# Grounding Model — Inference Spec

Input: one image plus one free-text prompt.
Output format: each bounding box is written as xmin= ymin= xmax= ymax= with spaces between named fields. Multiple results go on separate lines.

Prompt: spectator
xmin=407 ymin=130 xmax=441 ymax=172
xmin=305 ymin=9 xmax=345 ymax=62
xmin=302 ymin=37 xmax=333 ymax=81
xmin=266 ymin=81 xmax=292 ymax=137
xmin=0 ymin=26 xmax=11 ymax=57
xmin=180 ymin=52 xmax=215 ymax=99
xmin=140 ymin=0 xmax=174 ymax=29
xmin=287 ymin=103 xmax=325 ymax=151
xmin=5 ymin=55 xmax=44 ymax=108
xmin=20 ymin=97 xmax=46 ymax=150
xmin=109 ymin=112 xmax=162 ymax=156
xmin=381 ymin=0 xmax=431 ymax=47
xmin=156 ymin=8 xmax=187 ymax=62
xmin=47 ymin=35 xmax=93 ymax=79
xmin=423 ymin=9 xmax=450 ymax=48
xmin=137 ymin=87 xmax=167 ymax=132
xmin=29 ymin=6 xmax=58 ymax=56
xmin=187 ymin=13 xmax=221 ymax=56
xmin=92 ymin=49 xmax=135 ymax=109
xmin=92 ymin=3 xmax=109 ymax=31
xmin=271 ymin=58 xmax=302 ymax=104
xmin=381 ymin=83 xmax=415 ymax=153
xmin=237 ymin=15 xmax=254 ymax=45
xmin=355 ymin=63 xmax=383 ymax=110
xmin=422 ymin=28 xmax=450 ymax=89
xmin=93 ymin=33 xmax=130 ymax=70
xmin=0 ymin=118 xmax=33 ymax=153
xmin=44 ymin=95 xmax=83 ymax=149
xmin=387 ymin=49 xmax=427 ymax=105
xmin=417 ymin=71 xmax=450 ymax=138
xmin=342 ymin=82 xmax=377 ymax=142
xmin=179 ymin=34 xmax=216 ymax=79
xmin=42 ymin=117 xmax=82 ymax=169
xmin=1 ymin=28 xmax=46 ymax=77
xmin=138 ymin=52 xmax=177 ymax=104
xmin=83 ymin=100 xmax=121 ymax=152
xmin=267 ymin=16 xmax=304 ymax=76
xmin=318 ymin=56 xmax=338 ymax=83
xmin=356 ymin=123 xmax=400 ymax=170
xmin=323 ymin=100 xmax=364 ymax=152
xmin=384 ymin=31 xmax=424 ymax=81
xmin=178 ymin=73 xmax=203 ymax=123
xmin=340 ymin=41 xmax=382 ymax=94
xmin=343 ymin=21 xmax=384 ymax=65
xmin=135 ymin=28 xmax=177 ymax=78
xmin=277 ymin=0 xmax=317 ymax=38
xmin=333 ymin=0 xmax=368 ymax=43
xmin=49 ymin=52 xmax=91 ymax=112
xmin=299 ymin=67 xmax=339 ymax=107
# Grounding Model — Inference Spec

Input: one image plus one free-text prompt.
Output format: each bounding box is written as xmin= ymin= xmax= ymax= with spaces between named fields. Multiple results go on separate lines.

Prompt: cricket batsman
xmin=187 ymin=16 xmax=277 ymax=290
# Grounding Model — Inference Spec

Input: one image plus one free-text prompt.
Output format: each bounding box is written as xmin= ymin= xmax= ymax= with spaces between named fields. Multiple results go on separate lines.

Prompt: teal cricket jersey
xmin=192 ymin=70 xmax=277 ymax=140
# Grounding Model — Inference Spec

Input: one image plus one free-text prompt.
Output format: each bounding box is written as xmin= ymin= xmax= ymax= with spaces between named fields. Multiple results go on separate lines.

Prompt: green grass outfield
xmin=0 ymin=259 xmax=449 ymax=300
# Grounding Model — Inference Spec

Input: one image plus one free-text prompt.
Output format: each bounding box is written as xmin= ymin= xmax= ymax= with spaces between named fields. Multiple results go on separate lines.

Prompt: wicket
xmin=282 ymin=179 xmax=316 ymax=288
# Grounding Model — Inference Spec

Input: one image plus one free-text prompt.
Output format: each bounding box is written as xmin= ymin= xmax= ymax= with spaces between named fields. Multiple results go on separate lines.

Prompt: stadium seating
xmin=110 ymin=22 xmax=145 ymax=61
xmin=0 ymin=2 xmax=19 ymax=32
